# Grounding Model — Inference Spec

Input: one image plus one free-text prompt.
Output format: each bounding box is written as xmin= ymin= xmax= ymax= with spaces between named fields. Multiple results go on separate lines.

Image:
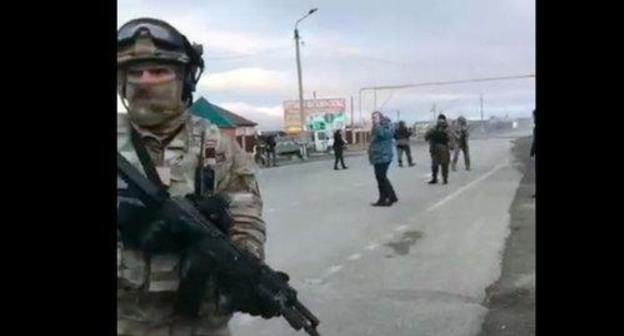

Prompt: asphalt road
xmin=230 ymin=129 xmax=533 ymax=336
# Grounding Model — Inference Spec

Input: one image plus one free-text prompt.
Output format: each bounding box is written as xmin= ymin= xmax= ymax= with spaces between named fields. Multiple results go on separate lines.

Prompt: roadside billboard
xmin=283 ymin=98 xmax=347 ymax=134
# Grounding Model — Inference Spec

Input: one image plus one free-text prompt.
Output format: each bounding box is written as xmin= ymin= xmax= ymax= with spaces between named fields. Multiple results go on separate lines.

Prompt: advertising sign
xmin=283 ymin=98 xmax=347 ymax=134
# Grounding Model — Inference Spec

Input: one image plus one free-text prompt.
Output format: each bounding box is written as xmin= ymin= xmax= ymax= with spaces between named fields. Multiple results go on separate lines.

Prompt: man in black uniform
xmin=425 ymin=114 xmax=451 ymax=184
xmin=394 ymin=121 xmax=415 ymax=167
xmin=265 ymin=135 xmax=278 ymax=167
xmin=332 ymin=129 xmax=348 ymax=170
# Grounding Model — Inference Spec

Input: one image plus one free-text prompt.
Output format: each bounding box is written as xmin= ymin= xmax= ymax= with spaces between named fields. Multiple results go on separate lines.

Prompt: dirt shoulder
xmin=478 ymin=136 xmax=536 ymax=336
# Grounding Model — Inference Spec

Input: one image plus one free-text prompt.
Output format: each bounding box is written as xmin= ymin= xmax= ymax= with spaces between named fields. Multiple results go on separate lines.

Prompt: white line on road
xmin=395 ymin=225 xmax=409 ymax=232
xmin=327 ymin=265 xmax=343 ymax=275
xmin=384 ymin=233 xmax=394 ymax=239
xmin=365 ymin=243 xmax=379 ymax=250
xmin=426 ymin=162 xmax=508 ymax=212
xmin=304 ymin=278 xmax=324 ymax=285
xmin=347 ymin=253 xmax=362 ymax=261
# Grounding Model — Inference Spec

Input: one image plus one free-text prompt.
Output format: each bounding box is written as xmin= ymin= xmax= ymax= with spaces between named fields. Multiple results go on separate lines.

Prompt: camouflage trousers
xmin=118 ymin=290 xmax=232 ymax=336
xmin=452 ymin=142 xmax=470 ymax=170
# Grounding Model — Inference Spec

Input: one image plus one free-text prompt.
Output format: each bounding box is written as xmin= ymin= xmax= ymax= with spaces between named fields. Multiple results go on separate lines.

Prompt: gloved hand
xmin=185 ymin=193 xmax=233 ymax=234
xmin=118 ymin=201 xmax=174 ymax=251
xmin=219 ymin=269 xmax=290 ymax=319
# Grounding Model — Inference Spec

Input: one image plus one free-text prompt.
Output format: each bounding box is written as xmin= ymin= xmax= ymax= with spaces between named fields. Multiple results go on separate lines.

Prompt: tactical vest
xmin=117 ymin=113 xmax=232 ymax=293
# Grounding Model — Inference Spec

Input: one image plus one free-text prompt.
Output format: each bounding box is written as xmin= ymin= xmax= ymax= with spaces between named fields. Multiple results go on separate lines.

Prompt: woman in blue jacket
xmin=368 ymin=111 xmax=398 ymax=206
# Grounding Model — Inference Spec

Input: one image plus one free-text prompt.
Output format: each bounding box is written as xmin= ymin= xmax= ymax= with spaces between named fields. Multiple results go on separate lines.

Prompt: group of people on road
xmin=116 ymin=17 xmax=482 ymax=336
xmin=366 ymin=111 xmax=472 ymax=207
xmin=253 ymin=134 xmax=279 ymax=168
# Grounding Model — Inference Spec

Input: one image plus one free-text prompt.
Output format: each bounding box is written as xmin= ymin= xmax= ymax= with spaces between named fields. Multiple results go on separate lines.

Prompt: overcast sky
xmin=118 ymin=0 xmax=535 ymax=130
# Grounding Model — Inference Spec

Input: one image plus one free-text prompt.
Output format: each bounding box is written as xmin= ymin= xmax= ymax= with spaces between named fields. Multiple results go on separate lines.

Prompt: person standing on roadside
xmin=394 ymin=121 xmax=415 ymax=167
xmin=368 ymin=111 xmax=398 ymax=206
xmin=333 ymin=129 xmax=348 ymax=170
xmin=425 ymin=114 xmax=451 ymax=184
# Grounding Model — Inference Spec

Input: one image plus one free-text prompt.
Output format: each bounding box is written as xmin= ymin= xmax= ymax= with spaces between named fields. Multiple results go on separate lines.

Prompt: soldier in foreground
xmin=425 ymin=114 xmax=451 ymax=184
xmin=116 ymin=18 xmax=316 ymax=336
xmin=451 ymin=115 xmax=471 ymax=171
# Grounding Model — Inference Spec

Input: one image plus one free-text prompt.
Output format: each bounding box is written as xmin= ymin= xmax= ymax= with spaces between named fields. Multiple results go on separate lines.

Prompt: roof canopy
xmin=188 ymin=97 xmax=257 ymax=128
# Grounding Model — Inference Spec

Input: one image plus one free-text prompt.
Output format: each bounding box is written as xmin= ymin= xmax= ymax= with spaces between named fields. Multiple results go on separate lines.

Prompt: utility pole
xmin=396 ymin=109 xmax=400 ymax=121
xmin=294 ymin=8 xmax=318 ymax=154
xmin=480 ymin=94 xmax=485 ymax=133
xmin=373 ymin=89 xmax=377 ymax=111
xmin=295 ymin=28 xmax=305 ymax=134
xmin=350 ymin=95 xmax=355 ymax=144
xmin=358 ymin=89 xmax=362 ymax=125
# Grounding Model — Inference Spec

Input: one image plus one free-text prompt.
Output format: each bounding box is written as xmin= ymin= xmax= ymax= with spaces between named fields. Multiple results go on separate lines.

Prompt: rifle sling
xmin=130 ymin=128 xmax=166 ymax=191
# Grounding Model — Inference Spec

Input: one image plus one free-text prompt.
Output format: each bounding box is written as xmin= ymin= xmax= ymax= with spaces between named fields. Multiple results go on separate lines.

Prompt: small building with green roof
xmin=188 ymin=97 xmax=258 ymax=152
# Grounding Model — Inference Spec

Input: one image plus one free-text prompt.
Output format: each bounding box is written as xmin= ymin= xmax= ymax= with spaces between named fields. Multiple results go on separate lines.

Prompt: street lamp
xmin=294 ymin=8 xmax=318 ymax=147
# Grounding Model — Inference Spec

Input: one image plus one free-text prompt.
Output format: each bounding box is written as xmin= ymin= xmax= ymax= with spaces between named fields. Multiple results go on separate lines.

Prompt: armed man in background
xmin=393 ymin=121 xmax=415 ymax=167
xmin=265 ymin=134 xmax=278 ymax=167
xmin=451 ymin=115 xmax=471 ymax=171
xmin=425 ymin=114 xmax=451 ymax=184
xmin=117 ymin=18 xmax=266 ymax=336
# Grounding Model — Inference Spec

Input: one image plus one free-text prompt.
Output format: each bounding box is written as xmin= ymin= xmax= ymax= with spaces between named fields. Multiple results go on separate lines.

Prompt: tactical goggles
xmin=118 ymin=19 xmax=187 ymax=51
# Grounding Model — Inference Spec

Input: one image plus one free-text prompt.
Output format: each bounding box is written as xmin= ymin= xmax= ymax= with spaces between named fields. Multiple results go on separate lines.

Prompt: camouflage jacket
xmin=117 ymin=113 xmax=266 ymax=292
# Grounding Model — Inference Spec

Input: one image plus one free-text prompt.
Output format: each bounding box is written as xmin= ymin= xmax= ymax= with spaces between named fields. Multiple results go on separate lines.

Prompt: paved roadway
xmin=231 ymin=130 xmax=531 ymax=336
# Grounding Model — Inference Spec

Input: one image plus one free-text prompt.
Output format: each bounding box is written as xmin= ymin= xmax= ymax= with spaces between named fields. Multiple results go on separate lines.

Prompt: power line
xmin=203 ymin=46 xmax=291 ymax=60
xmin=360 ymin=74 xmax=535 ymax=92
xmin=358 ymin=74 xmax=535 ymax=123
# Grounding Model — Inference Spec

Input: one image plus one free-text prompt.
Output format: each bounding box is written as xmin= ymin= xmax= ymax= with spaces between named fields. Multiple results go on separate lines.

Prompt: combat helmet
xmin=457 ymin=115 xmax=467 ymax=126
xmin=117 ymin=17 xmax=205 ymax=105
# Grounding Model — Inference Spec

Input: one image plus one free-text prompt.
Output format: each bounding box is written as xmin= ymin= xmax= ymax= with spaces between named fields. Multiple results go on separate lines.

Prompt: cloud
xmin=219 ymin=101 xmax=284 ymax=131
xmin=118 ymin=0 xmax=535 ymax=124
xmin=199 ymin=30 xmax=289 ymax=56
xmin=199 ymin=67 xmax=291 ymax=94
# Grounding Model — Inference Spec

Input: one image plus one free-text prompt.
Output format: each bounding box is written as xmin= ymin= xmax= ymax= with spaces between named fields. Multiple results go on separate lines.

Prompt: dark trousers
xmin=374 ymin=162 xmax=398 ymax=202
xmin=334 ymin=150 xmax=346 ymax=168
xmin=431 ymin=145 xmax=450 ymax=182
xmin=266 ymin=149 xmax=277 ymax=167
xmin=396 ymin=145 xmax=413 ymax=166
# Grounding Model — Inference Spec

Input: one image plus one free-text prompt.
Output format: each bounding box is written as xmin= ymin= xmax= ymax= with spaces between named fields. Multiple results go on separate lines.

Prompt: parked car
xmin=275 ymin=135 xmax=304 ymax=159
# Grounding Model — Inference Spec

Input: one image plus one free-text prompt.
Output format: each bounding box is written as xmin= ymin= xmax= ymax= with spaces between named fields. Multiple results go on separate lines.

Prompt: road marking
xmin=384 ymin=233 xmax=394 ymax=239
xmin=365 ymin=243 xmax=379 ymax=250
xmin=395 ymin=225 xmax=409 ymax=232
xmin=304 ymin=278 xmax=324 ymax=285
xmin=327 ymin=265 xmax=343 ymax=274
xmin=268 ymin=208 xmax=276 ymax=213
xmin=347 ymin=253 xmax=362 ymax=261
xmin=426 ymin=162 xmax=508 ymax=212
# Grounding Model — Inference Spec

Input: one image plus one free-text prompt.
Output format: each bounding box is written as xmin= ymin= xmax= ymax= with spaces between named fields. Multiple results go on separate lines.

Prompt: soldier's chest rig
xmin=117 ymin=121 xmax=231 ymax=292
